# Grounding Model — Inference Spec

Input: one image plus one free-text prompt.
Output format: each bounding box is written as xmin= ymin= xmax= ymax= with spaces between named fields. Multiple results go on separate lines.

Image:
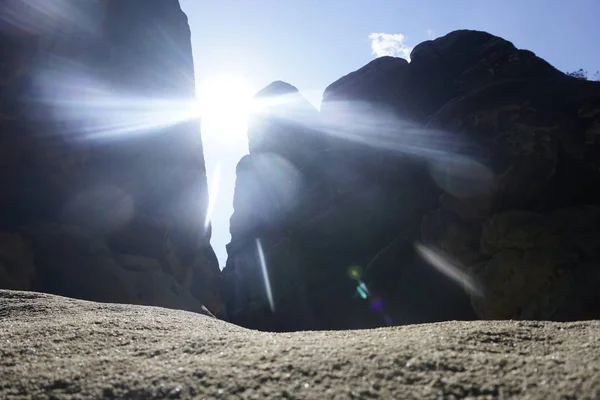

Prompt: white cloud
xmin=368 ymin=32 xmax=413 ymax=61
xmin=426 ymin=29 xmax=435 ymax=38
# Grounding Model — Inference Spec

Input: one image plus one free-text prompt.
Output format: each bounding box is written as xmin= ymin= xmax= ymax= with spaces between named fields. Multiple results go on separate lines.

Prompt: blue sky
xmin=180 ymin=0 xmax=600 ymax=266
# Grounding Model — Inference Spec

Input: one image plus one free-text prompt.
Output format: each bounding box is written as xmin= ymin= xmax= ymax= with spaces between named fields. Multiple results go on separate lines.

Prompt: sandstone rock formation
xmin=0 ymin=1 xmax=223 ymax=316
xmin=223 ymin=30 xmax=600 ymax=331
xmin=2 ymin=290 xmax=599 ymax=399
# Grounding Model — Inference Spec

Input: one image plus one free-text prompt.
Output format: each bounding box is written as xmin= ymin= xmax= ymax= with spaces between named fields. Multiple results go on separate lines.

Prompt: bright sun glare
xmin=196 ymin=75 xmax=255 ymax=142
xmin=196 ymin=75 xmax=256 ymax=235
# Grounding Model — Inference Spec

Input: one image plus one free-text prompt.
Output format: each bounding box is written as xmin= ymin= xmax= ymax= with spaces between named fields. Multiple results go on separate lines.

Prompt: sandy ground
xmin=1 ymin=290 xmax=599 ymax=399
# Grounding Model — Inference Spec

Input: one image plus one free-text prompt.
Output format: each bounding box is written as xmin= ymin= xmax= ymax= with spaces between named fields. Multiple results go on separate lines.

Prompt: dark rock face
xmin=0 ymin=0 xmax=223 ymax=317
xmin=223 ymin=29 xmax=600 ymax=331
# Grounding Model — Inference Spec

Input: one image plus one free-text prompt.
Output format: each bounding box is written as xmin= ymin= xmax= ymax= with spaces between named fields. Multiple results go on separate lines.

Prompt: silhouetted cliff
xmin=223 ymin=30 xmax=600 ymax=331
xmin=0 ymin=0 xmax=223 ymax=316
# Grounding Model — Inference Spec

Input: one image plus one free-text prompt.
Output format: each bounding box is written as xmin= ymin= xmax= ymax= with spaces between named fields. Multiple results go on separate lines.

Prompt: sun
xmin=196 ymin=75 xmax=255 ymax=143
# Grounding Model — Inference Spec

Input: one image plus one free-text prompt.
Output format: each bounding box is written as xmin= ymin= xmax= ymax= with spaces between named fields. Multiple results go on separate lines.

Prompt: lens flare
xmin=348 ymin=264 xmax=362 ymax=280
xmin=256 ymin=238 xmax=275 ymax=313
xmin=348 ymin=266 xmax=392 ymax=325
xmin=356 ymin=285 xmax=368 ymax=299
xmin=1 ymin=0 xmax=105 ymax=38
xmin=414 ymin=243 xmax=482 ymax=297
xmin=32 ymin=60 xmax=201 ymax=142
xmin=254 ymin=98 xmax=494 ymax=202
xmin=370 ymin=298 xmax=385 ymax=312
xmin=62 ymin=185 xmax=134 ymax=233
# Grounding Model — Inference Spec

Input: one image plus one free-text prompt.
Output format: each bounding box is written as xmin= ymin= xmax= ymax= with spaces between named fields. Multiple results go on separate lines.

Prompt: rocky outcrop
xmin=473 ymin=207 xmax=600 ymax=320
xmin=421 ymin=76 xmax=600 ymax=320
xmin=3 ymin=290 xmax=600 ymax=399
xmin=223 ymin=29 xmax=600 ymax=331
xmin=0 ymin=1 xmax=222 ymax=317
xmin=222 ymin=82 xmax=324 ymax=331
